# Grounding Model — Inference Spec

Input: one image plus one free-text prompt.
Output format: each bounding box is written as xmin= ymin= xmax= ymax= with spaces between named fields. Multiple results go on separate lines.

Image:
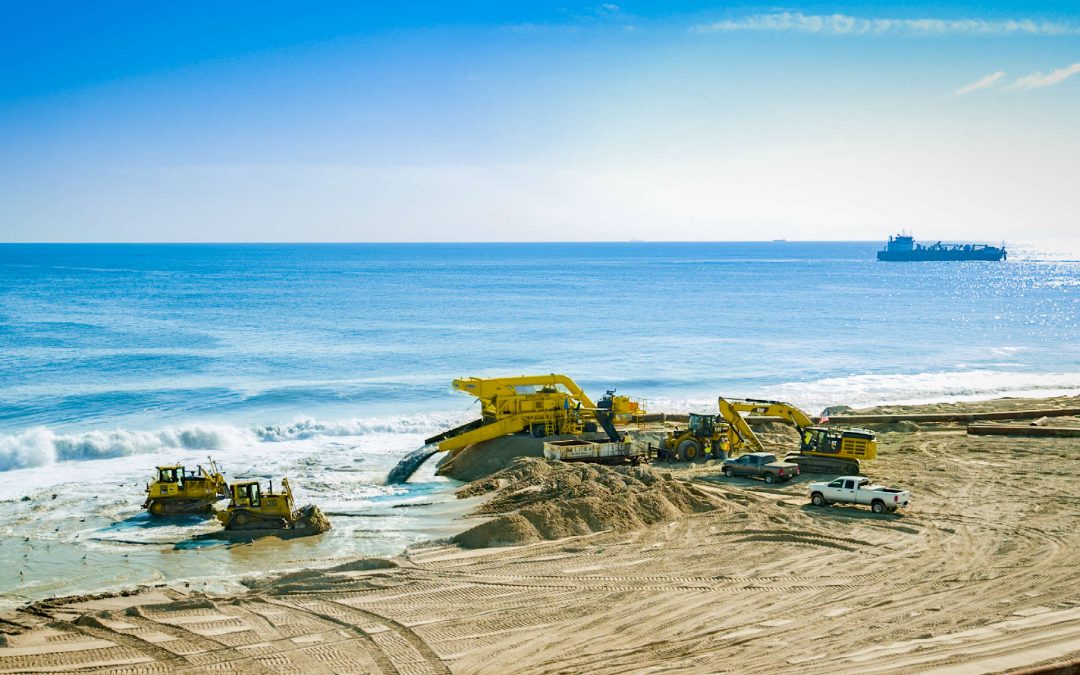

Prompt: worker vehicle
xmin=658 ymin=412 xmax=730 ymax=462
xmin=808 ymin=476 xmax=910 ymax=513
xmin=721 ymin=452 xmax=799 ymax=483
xmin=718 ymin=397 xmax=877 ymax=475
xmin=216 ymin=477 xmax=326 ymax=532
xmin=144 ymin=459 xmax=229 ymax=516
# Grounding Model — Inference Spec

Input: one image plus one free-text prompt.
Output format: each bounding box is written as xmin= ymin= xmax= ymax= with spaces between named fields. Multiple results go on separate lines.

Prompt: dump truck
xmin=144 ymin=459 xmax=229 ymax=516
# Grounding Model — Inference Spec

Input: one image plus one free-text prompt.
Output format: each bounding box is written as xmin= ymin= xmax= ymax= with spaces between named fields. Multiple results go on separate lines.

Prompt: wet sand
xmin=3 ymin=395 xmax=1080 ymax=673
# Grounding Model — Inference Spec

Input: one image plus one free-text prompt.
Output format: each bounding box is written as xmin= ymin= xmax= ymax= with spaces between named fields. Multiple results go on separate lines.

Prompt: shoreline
xmin=3 ymin=393 xmax=1080 ymax=672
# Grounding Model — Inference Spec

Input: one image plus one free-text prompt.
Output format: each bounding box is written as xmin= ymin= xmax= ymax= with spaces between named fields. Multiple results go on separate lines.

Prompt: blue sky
xmin=1 ymin=2 xmax=1078 ymax=242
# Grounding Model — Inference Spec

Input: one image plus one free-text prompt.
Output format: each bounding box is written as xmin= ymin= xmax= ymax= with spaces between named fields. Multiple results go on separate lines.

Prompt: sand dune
xmin=2 ymin=397 xmax=1080 ymax=673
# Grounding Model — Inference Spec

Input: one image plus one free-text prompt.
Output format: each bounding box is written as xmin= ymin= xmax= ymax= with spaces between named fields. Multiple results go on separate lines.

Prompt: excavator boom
xmin=717 ymin=396 xmax=876 ymax=474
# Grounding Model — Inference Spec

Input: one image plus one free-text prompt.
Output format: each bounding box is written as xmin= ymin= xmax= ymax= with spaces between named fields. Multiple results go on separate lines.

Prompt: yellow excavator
xmin=717 ymin=397 xmax=877 ymax=475
xmin=144 ymin=459 xmax=229 ymax=516
xmin=388 ymin=374 xmax=645 ymax=484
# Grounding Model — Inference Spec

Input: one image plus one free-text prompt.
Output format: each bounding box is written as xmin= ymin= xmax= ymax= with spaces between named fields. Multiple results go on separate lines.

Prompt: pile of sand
xmin=452 ymin=458 xmax=718 ymax=548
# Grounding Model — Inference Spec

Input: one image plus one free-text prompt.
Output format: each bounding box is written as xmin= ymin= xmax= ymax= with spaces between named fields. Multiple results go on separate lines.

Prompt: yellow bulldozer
xmin=717 ymin=397 xmax=877 ymax=475
xmin=219 ymin=477 xmax=292 ymax=529
xmin=144 ymin=459 xmax=229 ymax=516
xmin=216 ymin=477 xmax=330 ymax=534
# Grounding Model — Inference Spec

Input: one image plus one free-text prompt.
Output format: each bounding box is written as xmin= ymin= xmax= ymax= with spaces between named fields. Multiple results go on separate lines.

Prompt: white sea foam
xmin=649 ymin=370 xmax=1080 ymax=416
xmin=768 ymin=370 xmax=1080 ymax=412
xmin=2 ymin=370 xmax=1077 ymax=472
xmin=0 ymin=412 xmax=468 ymax=472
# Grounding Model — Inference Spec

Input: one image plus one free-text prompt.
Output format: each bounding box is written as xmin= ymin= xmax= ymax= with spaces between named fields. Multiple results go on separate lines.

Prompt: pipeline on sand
xmin=386 ymin=445 xmax=440 ymax=484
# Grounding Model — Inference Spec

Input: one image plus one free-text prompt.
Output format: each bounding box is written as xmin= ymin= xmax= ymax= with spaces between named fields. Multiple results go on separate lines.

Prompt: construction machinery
xmin=426 ymin=375 xmax=644 ymax=454
xmin=215 ymin=476 xmax=328 ymax=533
xmin=144 ymin=459 xmax=229 ymax=516
xmin=657 ymin=412 xmax=730 ymax=462
xmin=387 ymin=375 xmax=646 ymax=484
xmin=718 ymin=397 xmax=877 ymax=475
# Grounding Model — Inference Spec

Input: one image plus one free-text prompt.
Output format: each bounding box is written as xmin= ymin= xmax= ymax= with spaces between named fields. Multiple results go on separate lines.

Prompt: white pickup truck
xmin=808 ymin=476 xmax=910 ymax=513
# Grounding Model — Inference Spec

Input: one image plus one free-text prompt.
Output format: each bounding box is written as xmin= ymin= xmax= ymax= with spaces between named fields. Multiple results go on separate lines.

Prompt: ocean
xmin=1 ymin=241 xmax=1078 ymax=606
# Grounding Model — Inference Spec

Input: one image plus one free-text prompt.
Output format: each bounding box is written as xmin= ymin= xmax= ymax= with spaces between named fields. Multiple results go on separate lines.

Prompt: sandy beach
xmin=3 ymin=395 xmax=1080 ymax=673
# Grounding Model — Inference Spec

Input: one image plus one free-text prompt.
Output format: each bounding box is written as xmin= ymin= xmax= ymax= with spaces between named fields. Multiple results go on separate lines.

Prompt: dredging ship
xmin=877 ymin=234 xmax=1006 ymax=261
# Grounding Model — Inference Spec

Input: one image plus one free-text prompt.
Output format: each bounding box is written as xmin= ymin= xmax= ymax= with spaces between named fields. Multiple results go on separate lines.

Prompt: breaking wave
xmin=0 ymin=413 xmax=467 ymax=472
xmin=648 ymin=370 xmax=1080 ymax=417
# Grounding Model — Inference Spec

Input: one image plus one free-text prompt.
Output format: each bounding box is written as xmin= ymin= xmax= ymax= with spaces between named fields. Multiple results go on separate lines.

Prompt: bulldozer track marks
xmin=6 ymin=427 xmax=1080 ymax=672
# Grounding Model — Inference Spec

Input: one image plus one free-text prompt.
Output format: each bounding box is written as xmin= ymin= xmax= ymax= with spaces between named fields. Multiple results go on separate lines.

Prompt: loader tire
xmin=677 ymin=440 xmax=702 ymax=462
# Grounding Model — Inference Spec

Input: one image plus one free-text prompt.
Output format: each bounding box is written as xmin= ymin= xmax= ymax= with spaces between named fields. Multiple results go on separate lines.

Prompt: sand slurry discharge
xmin=3 ymin=395 xmax=1080 ymax=673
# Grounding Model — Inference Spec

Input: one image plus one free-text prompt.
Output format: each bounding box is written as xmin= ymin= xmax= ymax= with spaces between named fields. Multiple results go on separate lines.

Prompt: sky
xmin=1 ymin=1 xmax=1078 ymax=242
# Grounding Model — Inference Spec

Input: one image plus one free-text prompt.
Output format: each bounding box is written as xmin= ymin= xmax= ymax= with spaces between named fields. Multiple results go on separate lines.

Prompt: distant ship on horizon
xmin=877 ymin=234 xmax=1006 ymax=262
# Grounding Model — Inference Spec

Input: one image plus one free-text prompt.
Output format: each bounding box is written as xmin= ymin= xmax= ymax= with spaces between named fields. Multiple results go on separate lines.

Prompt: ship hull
xmin=877 ymin=249 xmax=1006 ymax=262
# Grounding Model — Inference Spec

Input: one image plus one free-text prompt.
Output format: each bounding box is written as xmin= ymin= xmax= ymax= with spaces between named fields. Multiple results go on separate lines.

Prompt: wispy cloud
xmin=955 ymin=71 xmax=1006 ymax=95
xmin=1009 ymin=63 xmax=1080 ymax=89
xmin=694 ymin=12 xmax=1080 ymax=36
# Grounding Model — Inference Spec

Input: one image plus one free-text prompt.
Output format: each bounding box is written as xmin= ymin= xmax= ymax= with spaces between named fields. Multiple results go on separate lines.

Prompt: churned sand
xmin=2 ymin=396 xmax=1080 ymax=673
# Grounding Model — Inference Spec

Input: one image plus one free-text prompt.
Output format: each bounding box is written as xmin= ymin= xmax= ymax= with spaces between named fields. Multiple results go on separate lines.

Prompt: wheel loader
xmin=144 ymin=459 xmax=229 ymax=516
xmin=657 ymin=412 xmax=730 ymax=462
xmin=216 ymin=477 xmax=329 ymax=534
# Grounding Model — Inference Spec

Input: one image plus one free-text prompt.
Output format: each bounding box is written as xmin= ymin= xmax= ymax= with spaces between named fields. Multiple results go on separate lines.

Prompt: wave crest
xmin=0 ymin=413 xmax=466 ymax=472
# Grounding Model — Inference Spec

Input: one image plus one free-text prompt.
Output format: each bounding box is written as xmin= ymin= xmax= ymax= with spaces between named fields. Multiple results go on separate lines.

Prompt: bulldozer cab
xmin=688 ymin=413 xmax=716 ymax=437
xmin=231 ymin=481 xmax=261 ymax=508
xmin=157 ymin=466 xmax=182 ymax=484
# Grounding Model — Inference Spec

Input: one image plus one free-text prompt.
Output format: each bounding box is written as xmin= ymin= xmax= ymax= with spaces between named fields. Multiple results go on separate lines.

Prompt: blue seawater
xmin=0 ymin=241 xmax=1078 ymax=606
xmin=1 ymin=241 xmax=1078 ymax=467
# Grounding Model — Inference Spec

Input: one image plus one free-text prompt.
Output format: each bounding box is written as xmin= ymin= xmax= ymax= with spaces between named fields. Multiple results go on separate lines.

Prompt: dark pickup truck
xmin=721 ymin=452 xmax=800 ymax=484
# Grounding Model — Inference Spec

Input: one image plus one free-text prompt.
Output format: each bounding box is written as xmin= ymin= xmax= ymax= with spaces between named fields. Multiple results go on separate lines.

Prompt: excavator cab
xmin=801 ymin=427 xmax=841 ymax=455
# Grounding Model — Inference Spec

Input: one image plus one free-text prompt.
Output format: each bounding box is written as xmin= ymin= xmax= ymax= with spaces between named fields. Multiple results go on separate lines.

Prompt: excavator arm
xmin=717 ymin=397 xmax=815 ymax=452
